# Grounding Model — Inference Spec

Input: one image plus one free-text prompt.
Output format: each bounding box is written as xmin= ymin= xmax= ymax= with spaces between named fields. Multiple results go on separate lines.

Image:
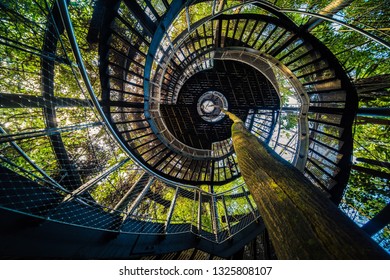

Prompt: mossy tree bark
xmin=224 ymin=110 xmax=389 ymax=259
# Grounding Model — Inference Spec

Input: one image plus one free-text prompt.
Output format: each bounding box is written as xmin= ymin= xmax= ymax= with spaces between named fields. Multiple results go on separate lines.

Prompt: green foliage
xmin=171 ymin=194 xmax=197 ymax=225
xmin=189 ymin=1 xmax=213 ymax=24
xmin=341 ymin=120 xmax=390 ymax=252
xmin=343 ymin=170 xmax=388 ymax=219
xmin=280 ymin=113 xmax=298 ymax=130
xmin=312 ymin=22 xmax=390 ymax=79
xmin=0 ymin=0 xmax=123 ymax=190
xmin=132 ymin=181 xmax=175 ymax=221
xmin=354 ymin=122 xmax=390 ymax=173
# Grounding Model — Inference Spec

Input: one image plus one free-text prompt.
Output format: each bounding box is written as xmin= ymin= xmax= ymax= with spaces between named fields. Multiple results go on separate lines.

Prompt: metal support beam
xmin=221 ymin=196 xmax=232 ymax=237
xmin=361 ymin=204 xmax=390 ymax=236
xmin=123 ymin=0 xmax=157 ymax=36
xmin=0 ymin=122 xmax=102 ymax=144
xmin=63 ymin=158 xmax=131 ymax=202
xmin=99 ymin=100 xmax=144 ymax=108
xmin=357 ymin=107 xmax=390 ymax=118
xmin=42 ymin=0 xmax=82 ymax=190
xmin=164 ymin=187 xmax=179 ymax=233
xmin=355 ymin=158 xmax=390 ymax=169
xmin=185 ymin=5 xmax=191 ymax=32
xmin=210 ymin=191 xmax=219 ymax=242
xmin=197 ymin=190 xmax=202 ymax=233
xmin=242 ymin=185 xmax=257 ymax=220
xmin=0 ymin=93 xmax=91 ymax=108
xmin=351 ymin=165 xmax=390 ymax=180
xmin=126 ymin=177 xmax=155 ymax=216
xmin=113 ymin=172 xmax=150 ymax=212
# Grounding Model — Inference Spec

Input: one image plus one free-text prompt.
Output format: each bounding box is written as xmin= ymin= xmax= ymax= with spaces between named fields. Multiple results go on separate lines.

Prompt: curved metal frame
xmin=145 ymin=14 xmax=283 ymax=162
xmin=213 ymin=48 xmax=310 ymax=170
xmin=141 ymin=0 xmax=358 ymax=196
xmin=54 ymin=0 xmax=378 ymax=189
xmin=56 ymin=0 xmax=196 ymax=189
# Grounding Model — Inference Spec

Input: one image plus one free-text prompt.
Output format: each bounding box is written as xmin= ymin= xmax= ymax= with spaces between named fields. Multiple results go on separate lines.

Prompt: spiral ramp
xmin=0 ymin=0 xmax=389 ymax=259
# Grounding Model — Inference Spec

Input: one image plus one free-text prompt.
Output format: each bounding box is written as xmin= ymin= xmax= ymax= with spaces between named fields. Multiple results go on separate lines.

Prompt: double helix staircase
xmin=1 ymin=0 xmax=388 ymax=258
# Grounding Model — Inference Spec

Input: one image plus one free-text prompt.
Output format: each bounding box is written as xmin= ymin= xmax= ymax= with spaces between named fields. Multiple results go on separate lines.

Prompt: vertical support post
xmin=210 ymin=190 xmax=220 ymax=242
xmin=248 ymin=109 xmax=256 ymax=132
xmin=164 ymin=187 xmax=179 ymax=233
xmin=242 ymin=185 xmax=257 ymax=220
xmin=196 ymin=190 xmax=202 ymax=234
xmin=222 ymin=195 xmax=232 ymax=237
xmin=113 ymin=172 xmax=148 ymax=212
xmin=127 ymin=177 xmax=155 ymax=216
xmin=185 ymin=5 xmax=191 ymax=33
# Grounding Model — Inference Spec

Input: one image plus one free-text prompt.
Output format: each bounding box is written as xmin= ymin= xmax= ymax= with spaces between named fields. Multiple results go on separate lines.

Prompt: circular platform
xmin=197 ymin=90 xmax=228 ymax=123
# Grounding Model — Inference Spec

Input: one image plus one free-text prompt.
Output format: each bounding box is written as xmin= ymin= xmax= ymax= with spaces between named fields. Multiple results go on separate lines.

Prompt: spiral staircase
xmin=0 ymin=0 xmax=389 ymax=259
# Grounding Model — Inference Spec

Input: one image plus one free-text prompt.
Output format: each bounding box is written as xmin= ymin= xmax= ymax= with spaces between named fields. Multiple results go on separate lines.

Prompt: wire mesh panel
xmin=0 ymin=0 xmax=117 ymax=192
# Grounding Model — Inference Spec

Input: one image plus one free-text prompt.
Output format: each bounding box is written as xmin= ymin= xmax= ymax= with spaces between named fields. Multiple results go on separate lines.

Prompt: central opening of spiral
xmin=197 ymin=90 xmax=228 ymax=123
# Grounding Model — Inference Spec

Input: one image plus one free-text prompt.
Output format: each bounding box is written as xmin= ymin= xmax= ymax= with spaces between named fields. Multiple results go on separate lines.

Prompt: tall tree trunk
xmin=224 ymin=110 xmax=389 ymax=259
